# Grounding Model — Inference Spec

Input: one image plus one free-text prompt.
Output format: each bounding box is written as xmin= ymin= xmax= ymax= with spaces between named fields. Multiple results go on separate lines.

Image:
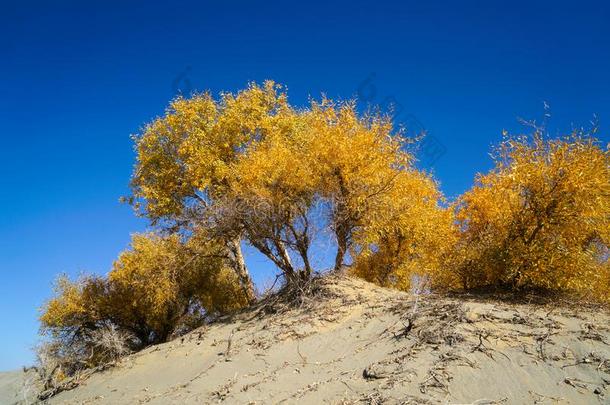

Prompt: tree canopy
xmin=451 ymin=132 xmax=609 ymax=299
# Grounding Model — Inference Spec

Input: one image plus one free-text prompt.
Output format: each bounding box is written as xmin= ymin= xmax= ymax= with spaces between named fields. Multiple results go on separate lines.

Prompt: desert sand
xmin=3 ymin=275 xmax=609 ymax=404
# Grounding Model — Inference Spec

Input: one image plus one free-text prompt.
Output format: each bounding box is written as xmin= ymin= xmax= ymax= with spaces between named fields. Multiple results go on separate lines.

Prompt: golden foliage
xmin=129 ymin=81 xmax=288 ymax=299
xmin=39 ymin=274 xmax=106 ymax=333
xmin=130 ymin=81 xmax=289 ymax=224
xmin=303 ymin=100 xmax=413 ymax=270
xmin=220 ymin=104 xmax=317 ymax=280
xmin=298 ymin=99 xmax=455 ymax=288
xmin=106 ymin=233 xmax=248 ymax=342
xmin=38 ymin=275 xmax=116 ymax=376
xmin=451 ymin=133 xmax=609 ymax=299
xmin=130 ymin=82 xmax=454 ymax=287
xmin=41 ymin=233 xmax=248 ymax=349
xmin=350 ymin=170 xmax=457 ymax=291
xmin=42 ymin=82 xmax=610 ymax=380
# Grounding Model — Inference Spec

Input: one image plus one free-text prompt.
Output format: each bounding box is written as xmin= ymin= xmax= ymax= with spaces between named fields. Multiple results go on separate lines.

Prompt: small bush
xmin=39 ymin=232 xmax=249 ymax=381
xmin=449 ymin=132 xmax=609 ymax=300
xmin=89 ymin=325 xmax=134 ymax=362
xmin=34 ymin=325 xmax=132 ymax=389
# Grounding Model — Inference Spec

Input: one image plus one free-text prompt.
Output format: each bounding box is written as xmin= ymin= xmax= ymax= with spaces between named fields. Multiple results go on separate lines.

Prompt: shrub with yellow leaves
xmin=40 ymin=274 xmax=106 ymax=334
xmin=38 ymin=275 xmax=117 ymax=380
xmin=451 ymin=132 xmax=609 ymax=300
xmin=303 ymin=99 xmax=415 ymax=272
xmin=39 ymin=232 xmax=248 ymax=377
xmin=200 ymin=94 xmax=319 ymax=283
xmin=288 ymin=100 xmax=455 ymax=291
xmin=105 ymin=233 xmax=246 ymax=344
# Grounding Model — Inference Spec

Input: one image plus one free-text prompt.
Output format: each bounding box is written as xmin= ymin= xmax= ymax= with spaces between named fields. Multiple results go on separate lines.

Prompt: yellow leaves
xmin=39 ymin=274 xmax=106 ymax=332
xmin=130 ymin=81 xmax=290 ymax=224
xmin=127 ymin=81 xmax=608 ymax=301
xmin=107 ymin=233 xmax=248 ymax=334
xmin=453 ymin=132 xmax=609 ymax=298
xmin=41 ymin=233 xmax=248 ymax=346
xmin=349 ymin=167 xmax=456 ymax=291
xmin=109 ymin=234 xmax=181 ymax=322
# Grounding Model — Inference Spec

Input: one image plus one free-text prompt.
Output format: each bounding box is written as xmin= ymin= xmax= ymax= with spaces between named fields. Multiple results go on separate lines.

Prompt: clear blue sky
xmin=1 ymin=0 xmax=609 ymax=370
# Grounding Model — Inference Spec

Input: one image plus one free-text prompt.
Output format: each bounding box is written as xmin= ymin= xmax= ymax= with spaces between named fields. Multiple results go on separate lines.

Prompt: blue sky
xmin=1 ymin=0 xmax=609 ymax=370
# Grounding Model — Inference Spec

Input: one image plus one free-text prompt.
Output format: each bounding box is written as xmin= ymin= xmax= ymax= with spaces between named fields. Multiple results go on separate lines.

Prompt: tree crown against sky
xmin=3 ymin=1 xmax=610 ymax=371
xmin=39 ymin=90 xmax=610 ymax=382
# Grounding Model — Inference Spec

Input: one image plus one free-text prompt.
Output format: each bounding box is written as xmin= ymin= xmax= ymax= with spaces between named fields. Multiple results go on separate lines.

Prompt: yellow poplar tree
xmin=131 ymin=82 xmax=458 ymax=289
xmin=129 ymin=81 xmax=290 ymax=302
xmin=453 ymin=132 xmax=609 ymax=299
xmin=219 ymin=105 xmax=318 ymax=283
xmin=303 ymin=99 xmax=414 ymax=271
xmin=299 ymin=99 xmax=456 ymax=290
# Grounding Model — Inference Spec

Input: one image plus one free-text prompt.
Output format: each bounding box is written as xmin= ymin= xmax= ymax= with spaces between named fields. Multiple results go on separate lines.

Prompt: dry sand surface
xmin=3 ymin=275 xmax=610 ymax=404
xmin=0 ymin=371 xmax=38 ymax=405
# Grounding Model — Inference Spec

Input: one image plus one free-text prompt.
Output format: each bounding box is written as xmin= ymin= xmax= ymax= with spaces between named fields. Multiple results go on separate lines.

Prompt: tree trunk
xmin=333 ymin=169 xmax=351 ymax=273
xmin=227 ymin=237 xmax=256 ymax=304
xmin=334 ymin=226 xmax=348 ymax=272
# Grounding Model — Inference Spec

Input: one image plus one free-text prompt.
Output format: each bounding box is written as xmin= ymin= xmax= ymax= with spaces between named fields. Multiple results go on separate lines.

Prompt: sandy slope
xmin=0 ymin=370 xmax=38 ymax=405
xmin=6 ymin=275 xmax=610 ymax=404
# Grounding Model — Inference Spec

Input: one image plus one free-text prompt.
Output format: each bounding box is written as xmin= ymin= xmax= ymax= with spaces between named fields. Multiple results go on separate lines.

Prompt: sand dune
xmin=4 ymin=275 xmax=609 ymax=404
xmin=0 ymin=370 xmax=38 ymax=405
